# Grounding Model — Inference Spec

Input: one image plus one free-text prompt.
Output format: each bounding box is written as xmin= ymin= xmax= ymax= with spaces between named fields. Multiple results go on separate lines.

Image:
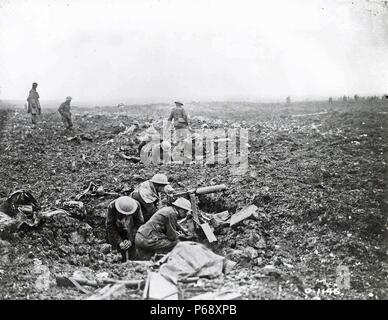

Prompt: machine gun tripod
xmin=168 ymin=184 xmax=227 ymax=243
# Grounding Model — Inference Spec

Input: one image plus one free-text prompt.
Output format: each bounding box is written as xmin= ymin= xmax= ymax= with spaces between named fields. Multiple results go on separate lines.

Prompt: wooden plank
xmin=200 ymin=223 xmax=217 ymax=243
xmin=189 ymin=193 xmax=200 ymax=224
xmin=148 ymin=272 xmax=178 ymax=300
xmin=142 ymin=272 xmax=151 ymax=300
xmin=188 ymin=290 xmax=241 ymax=300
xmin=86 ymin=283 xmax=126 ymax=300
xmin=229 ymin=204 xmax=258 ymax=227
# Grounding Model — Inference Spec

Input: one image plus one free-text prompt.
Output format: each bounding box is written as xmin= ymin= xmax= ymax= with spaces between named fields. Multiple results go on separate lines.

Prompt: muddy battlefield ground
xmin=0 ymin=100 xmax=387 ymax=299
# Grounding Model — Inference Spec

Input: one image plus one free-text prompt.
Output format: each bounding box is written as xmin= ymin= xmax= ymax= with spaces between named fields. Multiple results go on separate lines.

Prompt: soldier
xmin=328 ymin=97 xmax=333 ymax=104
xmin=286 ymin=96 xmax=291 ymax=104
xmin=135 ymin=197 xmax=191 ymax=259
xmin=58 ymin=96 xmax=73 ymax=130
xmin=131 ymin=173 xmax=174 ymax=222
xmin=167 ymin=101 xmax=189 ymax=144
xmin=26 ymin=82 xmax=41 ymax=125
xmin=106 ymin=196 xmax=144 ymax=262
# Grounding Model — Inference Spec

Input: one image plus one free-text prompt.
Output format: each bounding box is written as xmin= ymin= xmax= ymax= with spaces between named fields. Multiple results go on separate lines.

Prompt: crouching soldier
xmin=106 ymin=196 xmax=144 ymax=262
xmin=135 ymin=197 xmax=191 ymax=259
xmin=58 ymin=96 xmax=73 ymax=130
xmin=131 ymin=173 xmax=174 ymax=223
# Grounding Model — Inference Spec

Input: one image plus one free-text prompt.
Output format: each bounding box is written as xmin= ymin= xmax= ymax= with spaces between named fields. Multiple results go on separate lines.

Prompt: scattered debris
xmin=119 ymin=153 xmax=141 ymax=163
xmin=63 ymin=201 xmax=87 ymax=218
xmin=188 ymin=290 xmax=241 ymax=300
xmin=230 ymin=204 xmax=258 ymax=226
xmin=159 ymin=241 xmax=236 ymax=285
xmin=86 ymin=283 xmax=127 ymax=300
xmin=144 ymin=272 xmax=178 ymax=300
xmin=199 ymin=223 xmax=217 ymax=243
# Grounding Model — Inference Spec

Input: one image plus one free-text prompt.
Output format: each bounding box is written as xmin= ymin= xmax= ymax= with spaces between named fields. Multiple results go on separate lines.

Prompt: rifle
xmin=169 ymin=184 xmax=227 ymax=243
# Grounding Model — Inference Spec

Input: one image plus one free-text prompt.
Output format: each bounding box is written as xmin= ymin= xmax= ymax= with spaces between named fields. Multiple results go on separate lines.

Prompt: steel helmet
xmin=114 ymin=196 xmax=138 ymax=215
xmin=66 ymin=96 xmax=72 ymax=101
xmin=150 ymin=173 xmax=169 ymax=185
xmin=161 ymin=141 xmax=171 ymax=151
xmin=172 ymin=198 xmax=192 ymax=212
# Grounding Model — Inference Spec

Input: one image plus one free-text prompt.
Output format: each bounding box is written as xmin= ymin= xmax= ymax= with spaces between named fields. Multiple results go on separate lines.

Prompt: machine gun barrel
xmin=195 ymin=184 xmax=227 ymax=195
xmin=171 ymin=184 xmax=227 ymax=199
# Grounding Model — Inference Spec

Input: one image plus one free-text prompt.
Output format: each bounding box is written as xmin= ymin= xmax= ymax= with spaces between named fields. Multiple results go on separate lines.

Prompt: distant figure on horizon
xmin=328 ymin=97 xmax=333 ymax=104
xmin=58 ymin=96 xmax=73 ymax=130
xmin=167 ymin=101 xmax=189 ymax=145
xmin=286 ymin=96 xmax=291 ymax=104
xmin=26 ymin=82 xmax=41 ymax=125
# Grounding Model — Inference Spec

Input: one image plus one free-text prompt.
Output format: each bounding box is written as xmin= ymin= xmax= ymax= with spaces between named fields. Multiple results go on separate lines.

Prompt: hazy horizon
xmin=1 ymin=0 xmax=387 ymax=102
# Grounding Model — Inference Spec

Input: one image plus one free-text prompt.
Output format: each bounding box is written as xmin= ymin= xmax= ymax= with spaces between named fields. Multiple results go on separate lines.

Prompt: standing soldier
xmin=26 ymin=82 xmax=41 ymax=125
xmin=135 ymin=197 xmax=191 ymax=259
xmin=328 ymin=97 xmax=333 ymax=104
xmin=106 ymin=196 xmax=144 ymax=262
xmin=167 ymin=101 xmax=189 ymax=144
xmin=131 ymin=173 xmax=174 ymax=223
xmin=286 ymin=96 xmax=291 ymax=104
xmin=58 ymin=96 xmax=73 ymax=130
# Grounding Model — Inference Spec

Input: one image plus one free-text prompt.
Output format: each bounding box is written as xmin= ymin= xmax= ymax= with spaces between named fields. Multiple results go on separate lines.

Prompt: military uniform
xmin=58 ymin=100 xmax=73 ymax=129
xmin=106 ymin=199 xmax=144 ymax=261
xmin=27 ymin=89 xmax=41 ymax=124
xmin=168 ymin=104 xmax=189 ymax=144
xmin=135 ymin=206 xmax=180 ymax=258
xmin=131 ymin=180 xmax=160 ymax=222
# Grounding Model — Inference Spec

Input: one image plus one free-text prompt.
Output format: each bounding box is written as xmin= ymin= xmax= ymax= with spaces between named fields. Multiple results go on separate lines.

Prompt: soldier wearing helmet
xmin=131 ymin=173 xmax=175 ymax=222
xmin=58 ymin=96 xmax=73 ymax=130
xmin=106 ymin=196 xmax=144 ymax=262
xmin=135 ymin=197 xmax=191 ymax=259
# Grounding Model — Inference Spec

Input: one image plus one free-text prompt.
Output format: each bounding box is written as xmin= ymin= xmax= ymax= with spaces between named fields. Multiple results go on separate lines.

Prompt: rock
xmin=244 ymin=246 xmax=258 ymax=259
xmin=75 ymin=245 xmax=88 ymax=255
xmin=32 ymin=259 xmax=51 ymax=291
xmin=63 ymin=201 xmax=87 ymax=218
xmin=69 ymin=231 xmax=85 ymax=244
xmin=260 ymin=265 xmax=282 ymax=277
xmin=73 ymin=267 xmax=95 ymax=282
xmin=0 ymin=240 xmax=12 ymax=264
xmin=100 ymin=243 xmax=112 ymax=254
xmin=256 ymin=257 xmax=264 ymax=266
xmin=96 ymin=272 xmax=109 ymax=282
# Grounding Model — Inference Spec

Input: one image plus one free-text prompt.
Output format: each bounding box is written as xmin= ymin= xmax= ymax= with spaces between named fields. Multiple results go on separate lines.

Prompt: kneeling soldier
xmin=135 ymin=197 xmax=191 ymax=259
xmin=106 ymin=196 xmax=144 ymax=262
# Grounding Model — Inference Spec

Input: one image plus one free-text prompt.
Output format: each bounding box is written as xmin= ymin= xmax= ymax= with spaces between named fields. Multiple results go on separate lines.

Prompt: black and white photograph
xmin=0 ymin=0 xmax=387 ymax=305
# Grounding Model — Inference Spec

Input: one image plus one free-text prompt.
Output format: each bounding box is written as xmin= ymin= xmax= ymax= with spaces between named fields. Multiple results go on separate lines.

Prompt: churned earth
xmin=0 ymin=100 xmax=387 ymax=300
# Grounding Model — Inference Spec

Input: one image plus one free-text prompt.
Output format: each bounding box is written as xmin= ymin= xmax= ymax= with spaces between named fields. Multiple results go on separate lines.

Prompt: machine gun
xmin=169 ymin=184 xmax=227 ymax=243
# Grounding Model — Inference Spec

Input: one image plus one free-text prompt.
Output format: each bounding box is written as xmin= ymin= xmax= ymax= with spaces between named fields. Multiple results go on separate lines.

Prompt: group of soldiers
xmin=106 ymin=173 xmax=193 ymax=261
xmin=27 ymin=82 xmax=193 ymax=262
xmin=27 ymin=82 xmax=73 ymax=130
xmin=26 ymin=82 xmax=189 ymax=138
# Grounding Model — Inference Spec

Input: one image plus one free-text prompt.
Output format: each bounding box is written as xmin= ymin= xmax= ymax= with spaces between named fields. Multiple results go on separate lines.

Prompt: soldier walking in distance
xmin=167 ymin=101 xmax=189 ymax=144
xmin=58 ymin=96 xmax=73 ymax=130
xmin=26 ymin=82 xmax=41 ymax=125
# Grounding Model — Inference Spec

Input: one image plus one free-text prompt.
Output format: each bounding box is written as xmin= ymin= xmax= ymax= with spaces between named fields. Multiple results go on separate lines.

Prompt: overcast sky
xmin=0 ymin=0 xmax=387 ymax=103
